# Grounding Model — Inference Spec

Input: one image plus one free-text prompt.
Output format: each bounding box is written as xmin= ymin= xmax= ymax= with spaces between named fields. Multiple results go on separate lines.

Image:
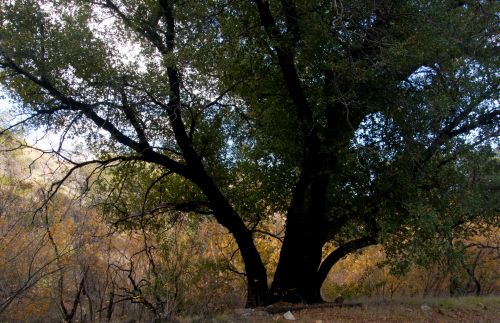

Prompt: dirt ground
xmin=206 ymin=296 xmax=500 ymax=323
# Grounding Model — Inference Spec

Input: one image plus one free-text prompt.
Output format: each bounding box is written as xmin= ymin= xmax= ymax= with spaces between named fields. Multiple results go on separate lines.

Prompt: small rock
xmin=253 ymin=310 xmax=269 ymax=317
xmin=421 ymin=304 xmax=431 ymax=311
xmin=234 ymin=308 xmax=253 ymax=316
xmin=283 ymin=310 xmax=296 ymax=320
xmin=314 ymin=320 xmax=324 ymax=323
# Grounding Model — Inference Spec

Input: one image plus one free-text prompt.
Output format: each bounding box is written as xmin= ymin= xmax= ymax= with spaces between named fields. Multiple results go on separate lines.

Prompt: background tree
xmin=0 ymin=0 xmax=498 ymax=306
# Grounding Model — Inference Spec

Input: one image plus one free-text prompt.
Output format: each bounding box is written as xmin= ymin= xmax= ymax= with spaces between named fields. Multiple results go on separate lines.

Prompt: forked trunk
xmin=267 ymin=230 xmax=376 ymax=305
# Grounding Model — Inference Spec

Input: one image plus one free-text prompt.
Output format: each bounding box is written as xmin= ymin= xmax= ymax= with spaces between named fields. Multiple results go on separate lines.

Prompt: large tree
xmin=0 ymin=0 xmax=498 ymax=307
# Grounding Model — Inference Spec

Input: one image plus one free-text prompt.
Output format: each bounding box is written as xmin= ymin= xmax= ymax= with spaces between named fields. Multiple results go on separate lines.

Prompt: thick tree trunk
xmin=269 ymin=236 xmax=376 ymax=304
xmin=268 ymin=167 xmax=377 ymax=304
xmin=269 ymin=228 xmax=325 ymax=303
xmin=269 ymin=172 xmax=329 ymax=304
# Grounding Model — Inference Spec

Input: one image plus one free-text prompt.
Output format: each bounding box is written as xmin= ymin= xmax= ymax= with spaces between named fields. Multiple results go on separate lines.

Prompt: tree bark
xmin=269 ymin=171 xmax=330 ymax=304
xmin=316 ymin=237 xmax=376 ymax=289
xmin=269 ymin=229 xmax=325 ymax=303
xmin=192 ymin=170 xmax=269 ymax=307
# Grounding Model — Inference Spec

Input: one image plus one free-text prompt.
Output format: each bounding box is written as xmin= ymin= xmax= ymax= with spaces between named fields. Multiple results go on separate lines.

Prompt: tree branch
xmin=119 ymin=80 xmax=150 ymax=147
xmin=316 ymin=236 xmax=376 ymax=287
xmin=252 ymin=0 xmax=315 ymax=140
xmin=0 ymin=55 xmax=190 ymax=176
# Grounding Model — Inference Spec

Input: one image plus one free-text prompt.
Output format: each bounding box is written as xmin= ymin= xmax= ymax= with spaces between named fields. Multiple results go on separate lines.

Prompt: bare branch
xmin=253 ymin=229 xmax=284 ymax=243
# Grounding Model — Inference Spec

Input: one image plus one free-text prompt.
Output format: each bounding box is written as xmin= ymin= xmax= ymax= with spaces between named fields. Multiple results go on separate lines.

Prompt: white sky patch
xmin=0 ymin=87 xmax=87 ymax=156
xmin=87 ymin=6 xmax=155 ymax=73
